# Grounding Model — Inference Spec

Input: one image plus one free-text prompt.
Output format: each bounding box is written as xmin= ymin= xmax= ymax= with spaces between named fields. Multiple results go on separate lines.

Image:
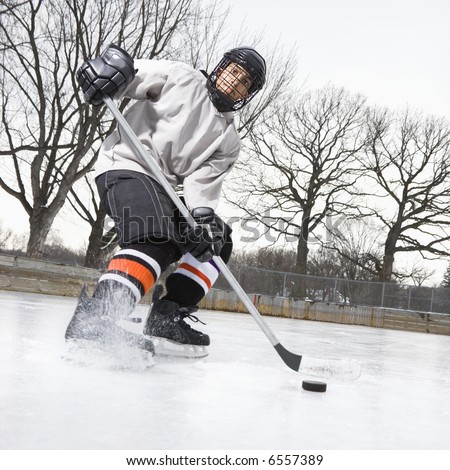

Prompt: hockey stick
xmin=103 ymin=96 xmax=361 ymax=381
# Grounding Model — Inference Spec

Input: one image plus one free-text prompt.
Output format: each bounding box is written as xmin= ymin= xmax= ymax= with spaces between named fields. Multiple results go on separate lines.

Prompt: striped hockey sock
xmin=163 ymin=253 xmax=220 ymax=307
xmin=97 ymin=247 xmax=162 ymax=303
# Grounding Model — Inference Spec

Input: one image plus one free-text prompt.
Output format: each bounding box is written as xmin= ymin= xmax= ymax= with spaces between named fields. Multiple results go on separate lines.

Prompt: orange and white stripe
xmin=175 ymin=253 xmax=220 ymax=294
xmin=98 ymin=248 xmax=161 ymax=302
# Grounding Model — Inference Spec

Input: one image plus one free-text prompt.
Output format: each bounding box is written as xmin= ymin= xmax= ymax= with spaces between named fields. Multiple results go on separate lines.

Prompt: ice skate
xmin=65 ymin=285 xmax=154 ymax=355
xmin=144 ymin=298 xmax=210 ymax=358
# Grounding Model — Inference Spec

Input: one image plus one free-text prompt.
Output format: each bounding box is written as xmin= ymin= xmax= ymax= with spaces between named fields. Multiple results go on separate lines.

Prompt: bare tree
xmin=63 ymin=174 xmax=110 ymax=268
xmin=0 ymin=221 xmax=14 ymax=250
xmin=180 ymin=0 xmax=230 ymax=71
xmin=226 ymin=86 xmax=367 ymax=296
xmin=360 ymin=108 xmax=450 ymax=281
xmin=399 ymin=263 xmax=436 ymax=287
xmin=0 ymin=0 xmax=197 ymax=259
xmin=0 ymin=219 xmax=27 ymax=253
xmin=319 ymin=219 xmax=383 ymax=281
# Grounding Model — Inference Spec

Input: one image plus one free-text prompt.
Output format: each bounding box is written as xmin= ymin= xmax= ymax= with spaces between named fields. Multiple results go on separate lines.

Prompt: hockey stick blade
xmin=275 ymin=343 xmax=361 ymax=380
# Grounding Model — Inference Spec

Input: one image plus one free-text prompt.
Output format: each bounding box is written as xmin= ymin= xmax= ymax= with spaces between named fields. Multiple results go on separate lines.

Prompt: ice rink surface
xmin=0 ymin=289 xmax=449 ymax=450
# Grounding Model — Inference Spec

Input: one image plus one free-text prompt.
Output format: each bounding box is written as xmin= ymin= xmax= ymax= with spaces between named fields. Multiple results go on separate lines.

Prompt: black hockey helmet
xmin=207 ymin=47 xmax=266 ymax=112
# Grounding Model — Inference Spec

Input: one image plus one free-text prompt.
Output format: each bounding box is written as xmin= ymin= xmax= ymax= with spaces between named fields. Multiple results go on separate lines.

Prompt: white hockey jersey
xmin=94 ymin=59 xmax=241 ymax=211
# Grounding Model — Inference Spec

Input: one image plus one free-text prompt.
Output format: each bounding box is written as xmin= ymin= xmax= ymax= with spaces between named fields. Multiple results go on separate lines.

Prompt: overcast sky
xmin=1 ymin=0 xmax=449 ymax=281
xmin=226 ymin=0 xmax=449 ymax=119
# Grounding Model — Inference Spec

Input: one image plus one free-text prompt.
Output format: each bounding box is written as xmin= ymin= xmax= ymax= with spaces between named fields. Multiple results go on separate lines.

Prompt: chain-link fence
xmin=214 ymin=265 xmax=450 ymax=314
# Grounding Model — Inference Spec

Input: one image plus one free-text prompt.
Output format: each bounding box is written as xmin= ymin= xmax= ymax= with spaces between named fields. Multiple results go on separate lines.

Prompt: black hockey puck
xmin=302 ymin=380 xmax=327 ymax=392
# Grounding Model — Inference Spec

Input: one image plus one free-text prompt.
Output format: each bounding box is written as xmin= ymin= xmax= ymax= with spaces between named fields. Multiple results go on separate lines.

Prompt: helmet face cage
xmin=207 ymin=47 xmax=266 ymax=112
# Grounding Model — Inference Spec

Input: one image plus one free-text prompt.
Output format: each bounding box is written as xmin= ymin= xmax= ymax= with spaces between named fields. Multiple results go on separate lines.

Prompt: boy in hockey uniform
xmin=65 ymin=45 xmax=266 ymax=357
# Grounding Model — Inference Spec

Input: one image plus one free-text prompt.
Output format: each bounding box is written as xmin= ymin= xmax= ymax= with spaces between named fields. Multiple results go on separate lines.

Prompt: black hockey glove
xmin=76 ymin=44 xmax=136 ymax=106
xmin=183 ymin=207 xmax=226 ymax=263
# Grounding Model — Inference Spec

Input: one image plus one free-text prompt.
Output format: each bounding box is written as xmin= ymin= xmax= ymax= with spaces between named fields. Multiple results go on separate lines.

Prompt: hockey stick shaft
xmin=103 ymin=97 xmax=362 ymax=380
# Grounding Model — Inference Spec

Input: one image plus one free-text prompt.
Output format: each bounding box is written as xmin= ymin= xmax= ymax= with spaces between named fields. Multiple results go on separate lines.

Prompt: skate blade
xmin=149 ymin=336 xmax=209 ymax=358
xmin=63 ymin=338 xmax=155 ymax=370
